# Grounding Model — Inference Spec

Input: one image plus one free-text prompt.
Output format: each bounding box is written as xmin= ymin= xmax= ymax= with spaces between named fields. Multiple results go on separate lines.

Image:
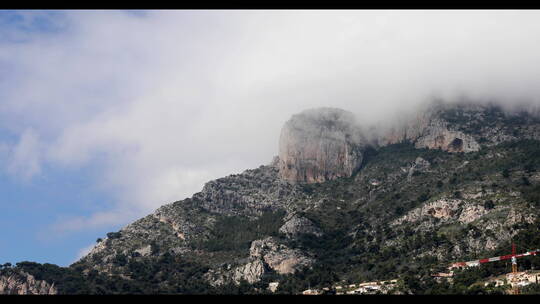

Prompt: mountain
xmin=3 ymin=101 xmax=540 ymax=295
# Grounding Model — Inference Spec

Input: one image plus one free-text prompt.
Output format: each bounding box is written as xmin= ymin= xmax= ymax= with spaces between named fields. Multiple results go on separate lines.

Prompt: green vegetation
xmin=106 ymin=232 xmax=122 ymax=239
xmin=522 ymin=184 xmax=540 ymax=207
xmin=2 ymin=257 xmax=255 ymax=294
xmin=522 ymin=283 xmax=540 ymax=294
xmin=194 ymin=210 xmax=285 ymax=252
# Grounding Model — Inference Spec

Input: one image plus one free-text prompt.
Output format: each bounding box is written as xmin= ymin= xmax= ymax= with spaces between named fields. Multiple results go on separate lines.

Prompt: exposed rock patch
xmin=407 ymin=157 xmax=431 ymax=181
xmin=205 ymin=237 xmax=314 ymax=286
xmin=134 ymin=245 xmax=152 ymax=257
xmin=231 ymin=259 xmax=266 ymax=284
xmin=195 ymin=165 xmax=299 ymax=216
xmin=279 ymin=214 xmax=323 ymax=238
xmin=250 ymin=237 xmax=314 ymax=275
xmin=382 ymin=109 xmax=480 ymax=153
xmin=392 ymin=198 xmax=490 ymax=227
xmin=414 ymin=125 xmax=480 ymax=153
xmin=0 ymin=270 xmax=57 ymax=295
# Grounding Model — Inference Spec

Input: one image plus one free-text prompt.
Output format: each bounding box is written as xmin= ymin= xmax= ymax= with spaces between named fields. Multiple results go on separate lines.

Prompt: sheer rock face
xmin=278 ymin=108 xmax=366 ymax=184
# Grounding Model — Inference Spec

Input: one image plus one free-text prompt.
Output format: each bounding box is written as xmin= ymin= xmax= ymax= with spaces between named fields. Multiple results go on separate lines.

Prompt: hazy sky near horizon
xmin=2 ymin=10 xmax=540 ymax=266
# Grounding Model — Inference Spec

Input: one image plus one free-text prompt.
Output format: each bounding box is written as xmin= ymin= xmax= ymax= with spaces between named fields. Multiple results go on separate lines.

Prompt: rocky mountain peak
xmin=278 ymin=107 xmax=366 ymax=184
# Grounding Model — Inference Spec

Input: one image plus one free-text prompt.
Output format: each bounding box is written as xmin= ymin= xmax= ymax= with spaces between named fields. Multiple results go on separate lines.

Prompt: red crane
xmin=449 ymin=244 xmax=540 ymax=294
xmin=449 ymin=245 xmax=540 ymax=269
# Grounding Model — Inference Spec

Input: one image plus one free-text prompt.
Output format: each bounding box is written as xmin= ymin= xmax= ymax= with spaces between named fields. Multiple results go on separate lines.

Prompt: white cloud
xmin=6 ymin=128 xmax=42 ymax=180
xmin=74 ymin=243 xmax=97 ymax=263
xmin=2 ymin=10 xmax=540 ymax=236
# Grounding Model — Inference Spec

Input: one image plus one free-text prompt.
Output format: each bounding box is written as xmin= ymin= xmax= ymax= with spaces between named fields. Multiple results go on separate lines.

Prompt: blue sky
xmin=0 ymin=11 xmax=116 ymax=266
xmin=0 ymin=162 xmax=114 ymax=265
xmin=2 ymin=10 xmax=540 ymax=267
xmin=0 ymin=10 xmax=182 ymax=266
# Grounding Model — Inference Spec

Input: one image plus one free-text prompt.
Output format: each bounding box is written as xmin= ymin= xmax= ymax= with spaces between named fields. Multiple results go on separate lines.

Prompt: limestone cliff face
xmin=276 ymin=104 xmax=488 ymax=184
xmin=278 ymin=108 xmax=366 ymax=184
xmin=276 ymin=103 xmax=540 ymax=184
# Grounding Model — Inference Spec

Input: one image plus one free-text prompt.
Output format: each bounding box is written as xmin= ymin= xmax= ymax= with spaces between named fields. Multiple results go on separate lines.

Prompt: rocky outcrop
xmin=279 ymin=214 xmax=323 ymax=238
xmin=0 ymin=270 xmax=57 ymax=295
xmin=206 ymin=237 xmax=314 ymax=286
xmin=415 ymin=127 xmax=480 ymax=153
xmin=382 ymin=102 xmax=540 ymax=153
xmin=134 ymin=245 xmax=152 ymax=257
xmin=407 ymin=157 xmax=431 ymax=181
xmin=249 ymin=237 xmax=314 ymax=275
xmin=278 ymin=108 xmax=366 ymax=184
xmin=458 ymin=204 xmax=490 ymax=224
xmin=392 ymin=198 xmax=491 ymax=227
xmin=195 ymin=165 xmax=300 ymax=216
xmin=382 ymin=106 xmax=480 ymax=153
xmin=231 ymin=259 xmax=266 ymax=284
xmin=393 ymin=198 xmax=458 ymax=224
xmin=505 ymin=208 xmax=537 ymax=226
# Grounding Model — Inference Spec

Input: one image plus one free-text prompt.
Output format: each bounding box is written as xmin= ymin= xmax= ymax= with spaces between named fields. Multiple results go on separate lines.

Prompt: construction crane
xmin=449 ymin=244 xmax=540 ymax=294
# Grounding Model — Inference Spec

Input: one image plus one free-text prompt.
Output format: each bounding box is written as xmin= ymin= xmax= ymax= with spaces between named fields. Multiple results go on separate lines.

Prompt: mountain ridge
xmin=76 ymin=101 xmax=540 ymax=290
xmin=3 ymin=100 xmax=540 ymax=294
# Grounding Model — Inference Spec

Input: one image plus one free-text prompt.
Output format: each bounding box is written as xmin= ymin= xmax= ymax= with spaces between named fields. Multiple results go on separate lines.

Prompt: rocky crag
xmin=382 ymin=102 xmax=540 ymax=152
xmin=204 ymin=237 xmax=314 ymax=285
xmin=278 ymin=108 xmax=367 ymax=184
xmin=0 ymin=270 xmax=57 ymax=295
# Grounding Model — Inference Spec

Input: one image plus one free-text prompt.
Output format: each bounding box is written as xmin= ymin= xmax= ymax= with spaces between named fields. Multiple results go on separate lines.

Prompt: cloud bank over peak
xmin=2 ymin=10 xmax=540 ymax=234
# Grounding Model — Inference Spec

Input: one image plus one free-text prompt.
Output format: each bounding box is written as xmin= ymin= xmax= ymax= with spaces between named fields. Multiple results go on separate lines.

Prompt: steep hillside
xmin=4 ymin=102 xmax=540 ymax=294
